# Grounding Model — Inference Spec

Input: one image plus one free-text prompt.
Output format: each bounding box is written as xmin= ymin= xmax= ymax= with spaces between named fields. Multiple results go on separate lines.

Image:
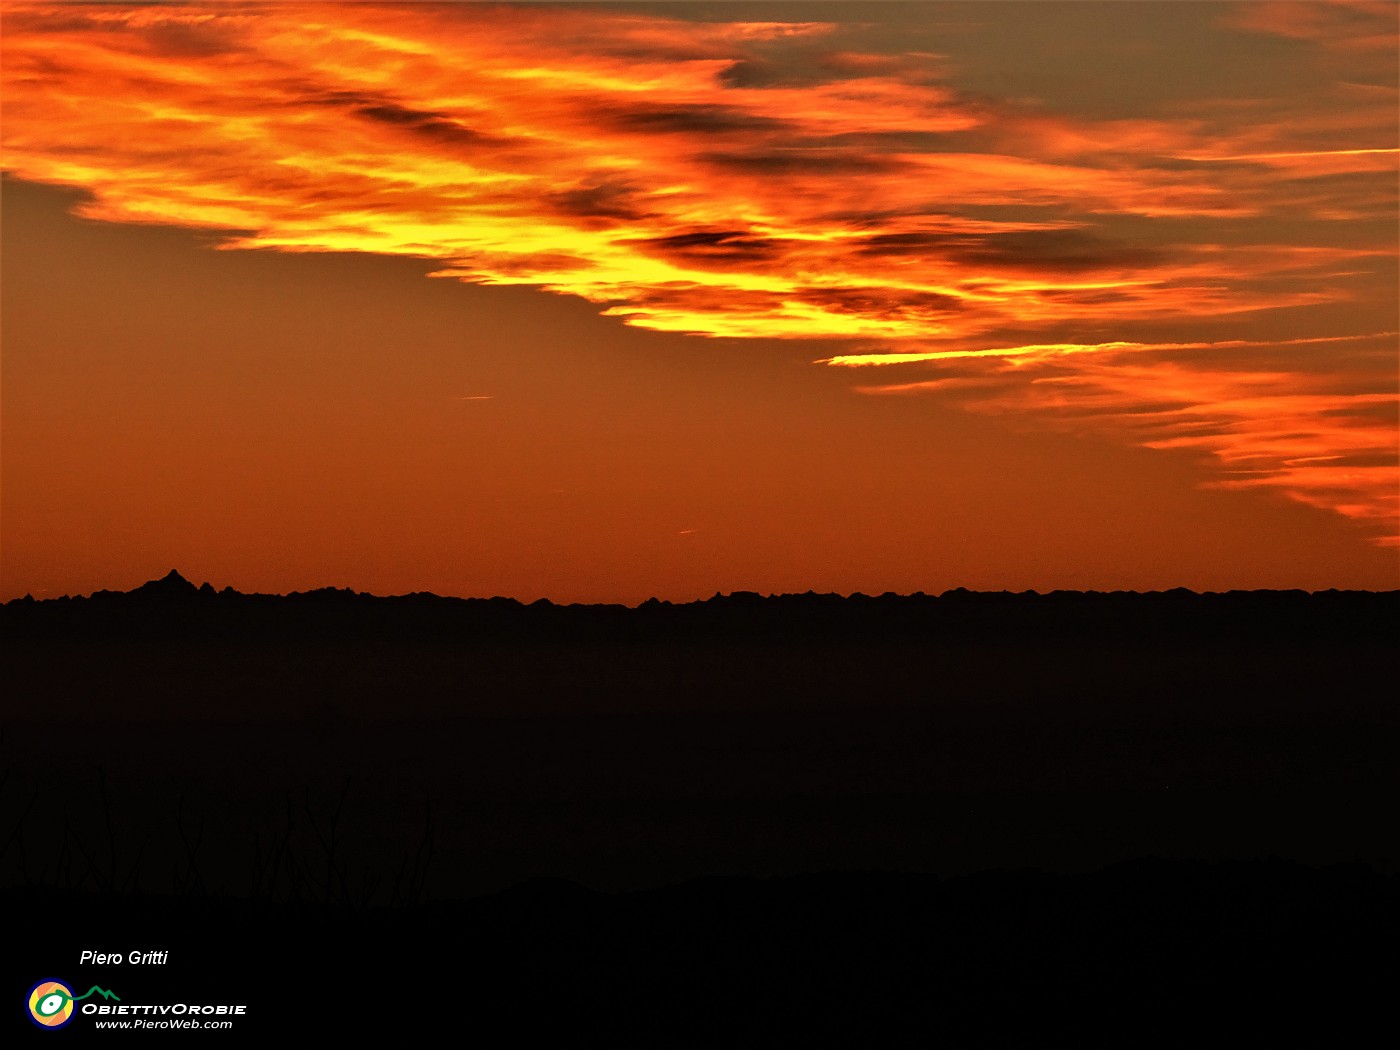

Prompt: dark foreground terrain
xmin=8 ymin=859 xmax=1395 ymax=1042
xmin=4 ymin=575 xmax=1396 ymax=1038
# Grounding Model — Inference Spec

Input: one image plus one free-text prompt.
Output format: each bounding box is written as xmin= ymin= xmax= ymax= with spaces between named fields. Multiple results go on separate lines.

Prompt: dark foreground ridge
xmin=7 ymin=859 xmax=1395 ymax=1041
xmin=4 ymin=573 xmax=1395 ymax=1037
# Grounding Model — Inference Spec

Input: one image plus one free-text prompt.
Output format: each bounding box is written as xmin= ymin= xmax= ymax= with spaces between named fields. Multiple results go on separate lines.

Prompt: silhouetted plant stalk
xmin=250 ymin=786 xmax=365 ymax=907
xmin=0 ymin=761 xmax=40 ymax=885
xmin=2 ymin=766 xmax=440 ymax=909
xmin=63 ymin=801 xmax=106 ymax=893
xmin=392 ymin=800 xmax=436 ymax=907
xmin=174 ymin=791 xmax=206 ymax=896
xmin=303 ymin=778 xmax=352 ymax=905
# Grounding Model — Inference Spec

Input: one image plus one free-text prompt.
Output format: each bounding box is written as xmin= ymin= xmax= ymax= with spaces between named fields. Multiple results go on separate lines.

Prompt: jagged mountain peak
xmin=131 ymin=569 xmax=200 ymax=598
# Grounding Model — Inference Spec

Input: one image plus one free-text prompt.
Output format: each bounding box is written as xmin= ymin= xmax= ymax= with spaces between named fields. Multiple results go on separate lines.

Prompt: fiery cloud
xmin=2 ymin=2 xmax=1396 ymax=542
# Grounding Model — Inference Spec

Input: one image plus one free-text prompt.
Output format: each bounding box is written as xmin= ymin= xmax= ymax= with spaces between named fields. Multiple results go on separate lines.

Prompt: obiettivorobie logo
xmin=25 ymin=978 xmax=248 ymax=1030
xmin=27 ymin=980 xmax=120 ymax=1029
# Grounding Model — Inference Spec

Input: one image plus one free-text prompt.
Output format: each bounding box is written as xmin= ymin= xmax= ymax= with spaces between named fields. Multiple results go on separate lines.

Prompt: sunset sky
xmin=3 ymin=1 xmax=1397 ymax=602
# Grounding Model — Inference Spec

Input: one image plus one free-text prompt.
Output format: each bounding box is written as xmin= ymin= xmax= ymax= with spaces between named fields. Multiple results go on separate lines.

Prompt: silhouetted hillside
xmin=5 ymin=573 xmax=1395 ymax=728
xmin=4 ymin=574 xmax=1395 ymax=1038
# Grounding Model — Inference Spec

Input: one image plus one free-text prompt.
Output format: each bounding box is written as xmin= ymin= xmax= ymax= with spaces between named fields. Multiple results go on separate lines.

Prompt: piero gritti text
xmin=80 ymin=949 xmax=170 ymax=965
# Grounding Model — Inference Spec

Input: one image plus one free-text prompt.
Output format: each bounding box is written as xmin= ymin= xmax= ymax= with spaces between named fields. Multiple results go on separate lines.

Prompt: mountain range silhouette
xmin=14 ymin=567 xmax=1400 ymax=599
xmin=10 ymin=568 xmax=1395 ymax=611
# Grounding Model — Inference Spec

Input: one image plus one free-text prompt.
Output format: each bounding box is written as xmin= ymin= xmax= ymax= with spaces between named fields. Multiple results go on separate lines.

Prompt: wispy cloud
xmin=824 ymin=332 xmax=1397 ymax=367
xmin=852 ymin=332 xmax=1398 ymax=544
xmin=1 ymin=2 xmax=1395 ymax=540
xmin=1224 ymin=0 xmax=1398 ymax=53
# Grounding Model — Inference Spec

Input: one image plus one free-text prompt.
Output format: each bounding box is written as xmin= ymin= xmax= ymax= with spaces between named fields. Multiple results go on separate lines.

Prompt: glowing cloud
xmin=1 ymin=2 xmax=1395 ymax=542
xmin=823 ymin=333 xmax=1398 ymax=367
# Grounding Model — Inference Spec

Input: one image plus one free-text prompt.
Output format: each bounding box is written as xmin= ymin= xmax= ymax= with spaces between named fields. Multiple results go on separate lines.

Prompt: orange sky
xmin=3 ymin=2 xmax=1397 ymax=600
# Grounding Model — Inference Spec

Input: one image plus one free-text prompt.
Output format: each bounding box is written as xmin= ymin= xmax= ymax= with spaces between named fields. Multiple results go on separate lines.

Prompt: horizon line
xmin=5 ymin=569 xmax=1396 ymax=608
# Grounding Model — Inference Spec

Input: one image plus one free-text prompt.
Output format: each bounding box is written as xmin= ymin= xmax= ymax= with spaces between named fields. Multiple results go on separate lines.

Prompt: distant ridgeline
xmin=0 ymin=571 xmax=1394 ymax=630
xmin=4 ymin=569 xmax=1396 ymax=644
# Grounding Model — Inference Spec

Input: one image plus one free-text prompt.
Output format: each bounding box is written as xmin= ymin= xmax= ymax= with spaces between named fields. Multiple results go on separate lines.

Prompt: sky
xmin=2 ymin=1 xmax=1397 ymax=602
